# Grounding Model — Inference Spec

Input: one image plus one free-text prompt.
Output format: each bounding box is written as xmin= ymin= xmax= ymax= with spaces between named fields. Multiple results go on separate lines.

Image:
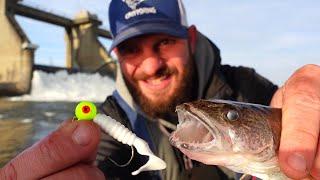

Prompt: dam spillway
xmin=0 ymin=0 xmax=116 ymax=96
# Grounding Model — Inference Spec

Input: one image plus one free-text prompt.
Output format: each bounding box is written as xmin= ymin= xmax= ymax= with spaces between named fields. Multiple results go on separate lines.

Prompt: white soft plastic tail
xmin=94 ymin=113 xmax=166 ymax=175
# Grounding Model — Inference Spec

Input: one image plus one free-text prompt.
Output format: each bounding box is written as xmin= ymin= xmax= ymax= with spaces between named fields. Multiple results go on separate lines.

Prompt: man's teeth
xmin=147 ymin=75 xmax=167 ymax=85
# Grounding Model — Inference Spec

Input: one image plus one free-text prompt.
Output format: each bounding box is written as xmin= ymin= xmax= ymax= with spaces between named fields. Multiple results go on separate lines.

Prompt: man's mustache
xmin=133 ymin=67 xmax=176 ymax=80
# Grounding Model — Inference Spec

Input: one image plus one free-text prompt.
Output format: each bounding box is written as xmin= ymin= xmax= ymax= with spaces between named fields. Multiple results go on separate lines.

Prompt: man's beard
xmin=124 ymin=58 xmax=198 ymax=119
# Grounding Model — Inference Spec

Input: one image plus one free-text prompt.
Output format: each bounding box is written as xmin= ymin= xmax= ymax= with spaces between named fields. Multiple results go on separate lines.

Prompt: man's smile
xmin=139 ymin=74 xmax=173 ymax=91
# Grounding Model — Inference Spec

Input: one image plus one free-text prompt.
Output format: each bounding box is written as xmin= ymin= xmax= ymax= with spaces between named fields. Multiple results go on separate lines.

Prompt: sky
xmin=15 ymin=0 xmax=320 ymax=85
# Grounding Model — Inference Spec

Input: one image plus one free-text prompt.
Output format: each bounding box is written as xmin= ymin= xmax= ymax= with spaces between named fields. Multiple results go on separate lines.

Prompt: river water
xmin=0 ymin=70 xmax=115 ymax=167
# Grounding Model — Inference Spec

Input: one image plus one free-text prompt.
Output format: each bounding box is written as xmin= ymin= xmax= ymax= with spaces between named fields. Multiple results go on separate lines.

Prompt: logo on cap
xmin=122 ymin=0 xmax=157 ymax=20
xmin=122 ymin=0 xmax=145 ymax=10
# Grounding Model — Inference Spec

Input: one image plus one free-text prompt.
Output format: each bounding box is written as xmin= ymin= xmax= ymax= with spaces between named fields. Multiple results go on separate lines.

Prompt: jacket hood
xmin=115 ymin=31 xmax=221 ymax=111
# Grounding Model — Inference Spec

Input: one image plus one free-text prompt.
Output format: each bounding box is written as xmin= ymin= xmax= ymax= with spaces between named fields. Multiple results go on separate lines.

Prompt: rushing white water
xmin=10 ymin=70 xmax=115 ymax=102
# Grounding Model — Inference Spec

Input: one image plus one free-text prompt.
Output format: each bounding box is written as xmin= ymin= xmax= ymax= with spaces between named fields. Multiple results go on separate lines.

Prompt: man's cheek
xmin=121 ymin=63 xmax=136 ymax=78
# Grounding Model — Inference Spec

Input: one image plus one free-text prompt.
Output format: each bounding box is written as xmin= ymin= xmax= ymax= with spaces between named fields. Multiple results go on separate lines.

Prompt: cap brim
xmin=109 ymin=21 xmax=188 ymax=53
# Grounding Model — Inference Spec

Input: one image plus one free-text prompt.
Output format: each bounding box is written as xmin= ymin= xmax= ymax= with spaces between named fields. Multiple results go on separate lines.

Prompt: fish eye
xmin=226 ymin=110 xmax=239 ymax=121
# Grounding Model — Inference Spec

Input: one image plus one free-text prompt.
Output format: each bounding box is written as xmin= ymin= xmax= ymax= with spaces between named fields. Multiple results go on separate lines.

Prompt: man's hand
xmin=271 ymin=64 xmax=320 ymax=179
xmin=0 ymin=119 xmax=104 ymax=180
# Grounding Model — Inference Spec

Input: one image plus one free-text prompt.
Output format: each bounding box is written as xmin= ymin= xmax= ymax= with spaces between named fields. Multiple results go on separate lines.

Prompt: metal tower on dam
xmin=0 ymin=0 xmax=116 ymax=95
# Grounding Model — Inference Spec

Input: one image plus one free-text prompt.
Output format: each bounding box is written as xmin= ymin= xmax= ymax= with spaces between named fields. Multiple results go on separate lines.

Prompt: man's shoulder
xmin=99 ymin=95 xmax=133 ymax=129
xmin=220 ymin=65 xmax=278 ymax=105
xmin=100 ymin=95 xmax=121 ymax=116
xmin=221 ymin=65 xmax=270 ymax=85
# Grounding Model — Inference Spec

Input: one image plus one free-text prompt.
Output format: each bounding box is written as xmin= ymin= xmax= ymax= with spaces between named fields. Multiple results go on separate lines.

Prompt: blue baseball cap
xmin=108 ymin=0 xmax=189 ymax=51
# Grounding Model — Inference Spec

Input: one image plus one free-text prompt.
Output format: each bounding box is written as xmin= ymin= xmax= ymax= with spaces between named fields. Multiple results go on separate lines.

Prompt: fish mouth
xmin=170 ymin=109 xmax=215 ymax=151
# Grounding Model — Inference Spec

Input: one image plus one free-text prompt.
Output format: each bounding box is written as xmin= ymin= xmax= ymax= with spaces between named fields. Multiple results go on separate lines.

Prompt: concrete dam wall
xmin=0 ymin=0 xmax=116 ymax=96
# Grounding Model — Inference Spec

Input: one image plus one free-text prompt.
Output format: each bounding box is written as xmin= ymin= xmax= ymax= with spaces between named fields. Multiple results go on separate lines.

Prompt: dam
xmin=0 ymin=0 xmax=116 ymax=96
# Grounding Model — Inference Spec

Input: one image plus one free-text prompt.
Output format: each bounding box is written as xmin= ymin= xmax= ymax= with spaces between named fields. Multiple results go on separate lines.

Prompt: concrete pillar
xmin=65 ymin=27 xmax=77 ymax=69
xmin=65 ymin=11 xmax=116 ymax=77
xmin=0 ymin=0 xmax=36 ymax=95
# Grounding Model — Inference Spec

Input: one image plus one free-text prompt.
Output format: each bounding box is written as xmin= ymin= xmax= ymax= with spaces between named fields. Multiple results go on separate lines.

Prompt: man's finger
xmin=42 ymin=164 xmax=105 ymax=180
xmin=270 ymin=86 xmax=283 ymax=108
xmin=310 ymin=138 xmax=320 ymax=179
xmin=278 ymin=64 xmax=320 ymax=179
xmin=0 ymin=119 xmax=101 ymax=180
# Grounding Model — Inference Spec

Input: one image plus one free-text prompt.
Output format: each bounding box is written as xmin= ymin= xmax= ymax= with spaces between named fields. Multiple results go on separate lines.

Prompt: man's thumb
xmin=0 ymin=119 xmax=101 ymax=180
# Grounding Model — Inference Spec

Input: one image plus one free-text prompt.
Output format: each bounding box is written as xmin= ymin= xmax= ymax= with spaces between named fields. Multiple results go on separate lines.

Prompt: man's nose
xmin=140 ymin=52 xmax=165 ymax=76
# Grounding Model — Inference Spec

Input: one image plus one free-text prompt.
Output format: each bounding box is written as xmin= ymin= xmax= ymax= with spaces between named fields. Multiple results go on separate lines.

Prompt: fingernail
xmin=287 ymin=153 xmax=307 ymax=172
xmin=95 ymin=169 xmax=105 ymax=178
xmin=72 ymin=124 xmax=92 ymax=146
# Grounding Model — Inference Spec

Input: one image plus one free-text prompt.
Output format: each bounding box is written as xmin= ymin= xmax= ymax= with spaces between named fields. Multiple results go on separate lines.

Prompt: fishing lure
xmin=74 ymin=101 xmax=166 ymax=175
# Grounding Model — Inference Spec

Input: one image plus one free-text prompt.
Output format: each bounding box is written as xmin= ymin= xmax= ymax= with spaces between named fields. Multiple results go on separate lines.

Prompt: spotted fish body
xmin=169 ymin=99 xmax=287 ymax=180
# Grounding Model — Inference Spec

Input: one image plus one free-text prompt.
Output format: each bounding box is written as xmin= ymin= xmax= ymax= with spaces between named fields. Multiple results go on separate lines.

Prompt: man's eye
xmin=159 ymin=39 xmax=176 ymax=47
xmin=118 ymin=46 xmax=140 ymax=56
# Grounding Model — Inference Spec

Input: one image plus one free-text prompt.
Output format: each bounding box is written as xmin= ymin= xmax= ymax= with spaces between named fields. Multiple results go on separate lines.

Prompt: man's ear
xmin=113 ymin=48 xmax=119 ymax=56
xmin=187 ymin=25 xmax=197 ymax=54
xmin=113 ymin=48 xmax=123 ymax=63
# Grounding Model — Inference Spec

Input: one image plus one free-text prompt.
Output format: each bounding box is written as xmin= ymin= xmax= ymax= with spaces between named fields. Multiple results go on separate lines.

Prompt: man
xmin=0 ymin=0 xmax=319 ymax=179
xmin=96 ymin=0 xmax=279 ymax=179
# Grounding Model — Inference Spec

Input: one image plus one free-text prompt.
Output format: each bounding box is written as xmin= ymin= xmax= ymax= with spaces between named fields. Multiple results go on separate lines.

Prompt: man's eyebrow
xmin=118 ymin=35 xmax=176 ymax=49
xmin=118 ymin=41 xmax=135 ymax=50
xmin=118 ymin=36 xmax=142 ymax=49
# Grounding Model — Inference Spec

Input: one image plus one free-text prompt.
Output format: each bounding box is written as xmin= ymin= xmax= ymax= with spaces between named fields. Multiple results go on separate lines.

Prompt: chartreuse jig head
xmin=74 ymin=101 xmax=166 ymax=175
xmin=75 ymin=101 xmax=97 ymax=120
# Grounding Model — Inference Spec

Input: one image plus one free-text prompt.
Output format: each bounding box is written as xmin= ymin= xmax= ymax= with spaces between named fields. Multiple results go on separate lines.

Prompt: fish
xmin=169 ymin=99 xmax=288 ymax=180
